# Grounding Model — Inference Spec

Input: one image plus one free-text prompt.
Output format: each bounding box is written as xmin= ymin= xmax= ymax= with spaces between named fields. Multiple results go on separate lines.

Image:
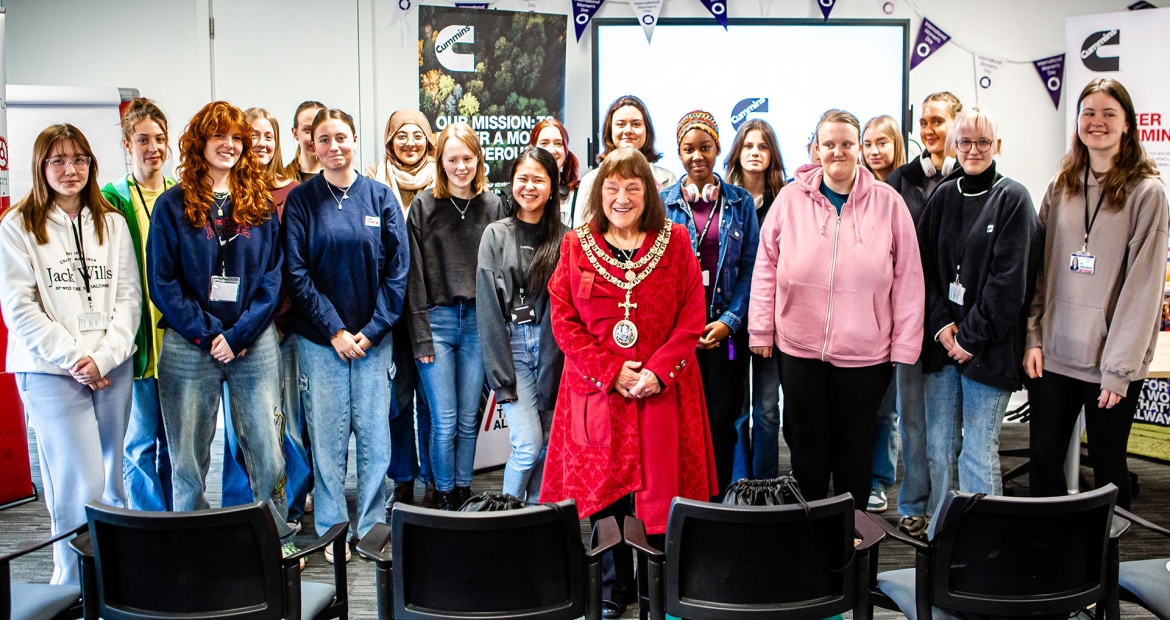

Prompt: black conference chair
xmin=1113 ymin=506 xmax=1170 ymax=618
xmin=622 ymin=494 xmax=883 ymax=620
xmin=71 ymin=501 xmax=347 ymax=620
xmin=355 ymin=500 xmax=620 ymax=620
xmin=1 ymin=524 xmax=84 ymax=620
xmin=868 ymin=485 xmax=1124 ymax=620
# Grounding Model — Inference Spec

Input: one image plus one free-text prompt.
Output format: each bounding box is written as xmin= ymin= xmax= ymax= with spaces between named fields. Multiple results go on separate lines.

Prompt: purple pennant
xmin=1033 ymin=54 xmax=1065 ymax=110
xmin=818 ymin=0 xmax=836 ymax=21
xmin=572 ymin=0 xmax=605 ymax=42
xmin=910 ymin=17 xmax=951 ymax=70
xmin=699 ymin=0 xmax=728 ymax=29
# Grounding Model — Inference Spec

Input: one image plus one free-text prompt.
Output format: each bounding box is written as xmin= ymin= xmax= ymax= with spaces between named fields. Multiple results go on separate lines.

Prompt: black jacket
xmin=886 ymin=155 xmax=960 ymax=225
xmin=917 ymin=164 xmax=1045 ymax=392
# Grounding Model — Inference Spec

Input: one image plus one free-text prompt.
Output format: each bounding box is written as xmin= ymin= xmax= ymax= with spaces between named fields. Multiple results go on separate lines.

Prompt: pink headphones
xmin=681 ymin=181 xmax=720 ymax=204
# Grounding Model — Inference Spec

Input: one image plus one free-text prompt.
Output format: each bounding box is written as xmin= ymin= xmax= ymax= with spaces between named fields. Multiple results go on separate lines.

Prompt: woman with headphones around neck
xmin=661 ymin=111 xmax=759 ymax=495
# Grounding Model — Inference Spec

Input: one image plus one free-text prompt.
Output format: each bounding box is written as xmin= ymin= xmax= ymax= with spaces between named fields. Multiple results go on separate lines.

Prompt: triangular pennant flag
xmin=875 ymin=0 xmax=895 ymax=15
xmin=974 ymin=54 xmax=1006 ymax=106
xmin=818 ymin=0 xmax=836 ymax=20
xmin=518 ymin=0 xmax=546 ymax=11
xmin=910 ymin=17 xmax=951 ymax=70
xmin=631 ymin=0 xmax=664 ymax=43
xmin=572 ymin=0 xmax=605 ymax=42
xmin=699 ymin=0 xmax=728 ymax=30
xmin=388 ymin=0 xmax=417 ymax=25
xmin=759 ymin=0 xmax=774 ymax=15
xmin=1033 ymin=54 xmax=1065 ymax=110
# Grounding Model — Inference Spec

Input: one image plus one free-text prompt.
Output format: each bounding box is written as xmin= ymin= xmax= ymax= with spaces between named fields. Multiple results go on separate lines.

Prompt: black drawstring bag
xmin=459 ymin=492 xmax=527 ymax=512
xmin=721 ymin=475 xmax=804 ymax=506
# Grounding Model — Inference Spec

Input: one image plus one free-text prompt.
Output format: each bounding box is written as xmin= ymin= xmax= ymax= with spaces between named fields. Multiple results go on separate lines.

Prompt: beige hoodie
xmin=1026 ymin=170 xmax=1169 ymax=396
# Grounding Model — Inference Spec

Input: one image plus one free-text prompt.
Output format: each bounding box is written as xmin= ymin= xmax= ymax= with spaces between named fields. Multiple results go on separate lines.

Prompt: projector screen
xmin=593 ymin=18 xmax=909 ymax=180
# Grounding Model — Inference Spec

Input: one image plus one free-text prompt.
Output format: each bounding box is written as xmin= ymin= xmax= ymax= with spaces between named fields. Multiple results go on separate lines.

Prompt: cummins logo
xmin=1081 ymin=30 xmax=1120 ymax=72
xmin=436 ymin=24 xmax=476 ymax=72
xmin=730 ymin=98 xmax=769 ymax=131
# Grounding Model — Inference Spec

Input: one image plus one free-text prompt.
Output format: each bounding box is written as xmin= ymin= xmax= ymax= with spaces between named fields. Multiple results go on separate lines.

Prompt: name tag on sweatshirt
xmin=365 ymin=215 xmax=380 ymax=227
xmin=78 ymin=311 xmax=108 ymax=332
xmin=210 ymin=276 xmax=241 ymax=302
xmin=1070 ymin=252 xmax=1095 ymax=275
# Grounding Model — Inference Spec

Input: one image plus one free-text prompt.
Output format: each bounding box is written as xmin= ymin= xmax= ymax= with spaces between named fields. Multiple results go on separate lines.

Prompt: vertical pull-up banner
xmin=631 ymin=0 xmax=664 ymax=43
xmin=573 ymin=0 xmax=605 ymax=42
xmin=910 ymin=17 xmax=951 ymax=70
xmin=699 ymin=0 xmax=728 ymax=29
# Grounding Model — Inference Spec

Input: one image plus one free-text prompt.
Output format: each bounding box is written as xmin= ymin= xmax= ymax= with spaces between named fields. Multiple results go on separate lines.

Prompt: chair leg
xmin=646 ymin=556 xmax=664 ymax=620
xmin=375 ymin=564 xmax=394 ymax=620
xmin=637 ymin=552 xmax=648 ymax=620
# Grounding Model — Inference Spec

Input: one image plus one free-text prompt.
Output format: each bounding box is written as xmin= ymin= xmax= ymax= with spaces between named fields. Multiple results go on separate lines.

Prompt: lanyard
xmin=512 ymin=222 xmax=529 ymax=307
xmin=952 ymin=176 xmax=996 ymax=284
xmin=131 ymin=175 xmax=166 ymax=218
xmin=691 ymin=191 xmax=723 ymax=260
xmin=211 ymin=197 xmax=235 ymax=277
xmin=68 ymin=215 xmax=94 ymax=311
xmin=1082 ymin=166 xmax=1106 ymax=252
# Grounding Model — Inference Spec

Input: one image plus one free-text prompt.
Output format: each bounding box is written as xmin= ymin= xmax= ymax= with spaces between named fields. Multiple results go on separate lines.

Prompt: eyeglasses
xmin=44 ymin=156 xmax=92 ymax=171
xmin=956 ymin=139 xmax=994 ymax=154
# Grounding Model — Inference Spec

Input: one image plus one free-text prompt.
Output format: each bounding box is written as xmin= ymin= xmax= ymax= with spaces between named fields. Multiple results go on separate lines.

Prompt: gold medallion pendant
xmin=613 ymin=319 xmax=638 ymax=348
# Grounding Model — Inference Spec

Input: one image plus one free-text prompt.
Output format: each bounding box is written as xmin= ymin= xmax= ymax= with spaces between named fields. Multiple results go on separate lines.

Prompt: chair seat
xmin=300 ymin=581 xmax=337 ymax=620
xmin=876 ymin=568 xmax=963 ymax=620
xmin=10 ymin=583 xmax=81 ymax=620
xmin=1119 ymin=558 xmax=1170 ymax=618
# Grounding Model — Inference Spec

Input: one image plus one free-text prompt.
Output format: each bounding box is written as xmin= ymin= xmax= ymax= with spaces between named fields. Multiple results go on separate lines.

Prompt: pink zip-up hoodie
xmin=747 ymin=164 xmax=924 ymax=367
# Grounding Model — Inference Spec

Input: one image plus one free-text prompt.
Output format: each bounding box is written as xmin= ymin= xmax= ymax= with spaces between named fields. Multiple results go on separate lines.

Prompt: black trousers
xmin=589 ymin=495 xmax=664 ymax=605
xmin=696 ymin=327 xmax=750 ymax=496
xmin=778 ymin=352 xmax=893 ymax=505
xmin=1028 ymin=371 xmax=1142 ymax=509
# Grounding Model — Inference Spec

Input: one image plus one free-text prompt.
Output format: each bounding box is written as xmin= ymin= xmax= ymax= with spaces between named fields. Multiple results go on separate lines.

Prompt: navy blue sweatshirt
xmin=282 ymin=174 xmax=409 ymax=347
xmin=147 ymin=185 xmax=282 ymax=353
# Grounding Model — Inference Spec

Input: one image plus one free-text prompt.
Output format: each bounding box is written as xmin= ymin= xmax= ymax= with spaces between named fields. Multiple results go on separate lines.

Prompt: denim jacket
xmin=662 ymin=176 xmax=759 ymax=332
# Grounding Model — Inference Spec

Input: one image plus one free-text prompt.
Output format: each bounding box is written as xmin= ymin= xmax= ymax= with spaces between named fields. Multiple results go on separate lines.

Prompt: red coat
xmin=541 ymin=222 xmax=718 ymax=534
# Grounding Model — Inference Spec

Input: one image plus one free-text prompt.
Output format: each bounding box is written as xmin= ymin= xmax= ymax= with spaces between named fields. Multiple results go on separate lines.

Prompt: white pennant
xmin=631 ymin=0 xmax=665 ymax=43
xmin=874 ymin=0 xmax=895 ymax=15
xmin=388 ymin=0 xmax=416 ymax=25
xmin=759 ymin=0 xmax=774 ymax=15
xmin=518 ymin=0 xmax=546 ymax=10
xmin=974 ymin=54 xmax=1006 ymax=106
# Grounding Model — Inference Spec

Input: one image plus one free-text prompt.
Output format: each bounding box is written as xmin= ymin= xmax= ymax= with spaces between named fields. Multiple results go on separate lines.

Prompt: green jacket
xmin=101 ymin=174 xmax=176 ymax=379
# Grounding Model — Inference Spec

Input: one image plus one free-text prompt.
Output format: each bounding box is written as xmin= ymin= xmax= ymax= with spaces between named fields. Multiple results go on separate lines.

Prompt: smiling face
xmin=392 ymin=123 xmax=428 ymax=167
xmin=314 ymin=118 xmax=356 ymax=173
xmin=45 ymin=140 xmax=89 ymax=199
xmin=250 ymin=117 xmax=277 ymax=167
xmin=442 ymin=137 xmax=478 ymax=198
xmin=816 ymin=121 xmax=861 ymax=186
xmin=601 ymin=174 xmax=646 ymax=234
xmin=1078 ymin=91 xmax=1128 ymax=159
xmin=919 ymin=100 xmax=956 ymax=158
xmin=126 ymin=119 xmax=167 ymax=177
xmin=954 ymin=126 xmax=999 ymax=176
xmin=862 ymin=126 xmax=896 ymax=175
xmin=294 ymin=108 xmax=320 ymax=157
xmin=679 ymin=128 xmax=719 ymax=187
xmin=534 ymin=125 xmax=566 ymax=170
xmin=738 ymin=129 xmax=771 ymax=174
xmin=611 ymin=106 xmax=647 ymax=151
xmin=203 ymin=128 xmax=243 ymax=173
xmin=512 ymin=157 xmax=551 ymax=221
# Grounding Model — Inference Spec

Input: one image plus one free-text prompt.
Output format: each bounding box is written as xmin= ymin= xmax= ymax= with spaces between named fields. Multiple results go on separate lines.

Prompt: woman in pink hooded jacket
xmin=748 ymin=109 xmax=925 ymax=504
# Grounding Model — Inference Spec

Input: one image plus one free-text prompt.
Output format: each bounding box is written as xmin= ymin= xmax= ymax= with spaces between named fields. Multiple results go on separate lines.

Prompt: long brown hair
xmin=724 ymin=118 xmax=787 ymax=197
xmin=1054 ymin=78 xmax=1160 ymax=211
xmin=433 ymin=123 xmax=488 ymax=199
xmin=244 ymin=107 xmax=289 ymax=188
xmin=120 ymin=98 xmax=170 ymax=167
xmin=583 ymin=147 xmax=667 ymax=234
xmin=8 ymin=125 xmax=115 ymax=245
xmin=177 ymin=101 xmax=273 ymax=229
xmin=529 ymin=118 xmax=580 ymax=190
xmin=282 ymin=100 xmax=326 ymax=180
xmin=599 ymin=96 xmax=662 ymax=164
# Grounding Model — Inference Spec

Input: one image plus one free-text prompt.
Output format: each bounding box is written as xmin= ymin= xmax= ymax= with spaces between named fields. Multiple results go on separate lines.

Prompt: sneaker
xmin=898 ymin=516 xmax=929 ymax=540
xmin=282 ymin=541 xmax=306 ymax=570
xmin=324 ymin=541 xmax=351 ymax=564
xmin=867 ymin=488 xmax=888 ymax=513
xmin=303 ymin=493 xmax=313 ymax=514
xmin=287 ymin=519 xmax=303 ymax=534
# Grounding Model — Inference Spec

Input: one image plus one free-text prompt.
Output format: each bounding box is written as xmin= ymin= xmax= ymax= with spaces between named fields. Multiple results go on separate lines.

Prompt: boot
xmin=392 ymin=481 xmax=415 ymax=506
xmin=436 ymin=490 xmax=453 ymax=511
xmin=421 ymin=481 xmax=440 ymax=508
xmin=451 ymin=486 xmax=473 ymax=510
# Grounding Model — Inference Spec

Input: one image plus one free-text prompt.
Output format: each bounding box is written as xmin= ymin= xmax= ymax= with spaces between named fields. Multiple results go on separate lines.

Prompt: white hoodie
xmin=0 ymin=204 xmax=141 ymax=377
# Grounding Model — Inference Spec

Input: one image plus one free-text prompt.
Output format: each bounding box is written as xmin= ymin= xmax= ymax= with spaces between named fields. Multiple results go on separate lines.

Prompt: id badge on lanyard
xmin=78 ymin=312 xmax=108 ymax=332
xmin=210 ymin=276 xmax=241 ymax=302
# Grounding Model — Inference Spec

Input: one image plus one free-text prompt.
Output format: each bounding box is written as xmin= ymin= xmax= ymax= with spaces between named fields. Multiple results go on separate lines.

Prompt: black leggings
xmin=696 ymin=328 xmax=749 ymax=496
xmin=1028 ymin=371 xmax=1142 ymax=509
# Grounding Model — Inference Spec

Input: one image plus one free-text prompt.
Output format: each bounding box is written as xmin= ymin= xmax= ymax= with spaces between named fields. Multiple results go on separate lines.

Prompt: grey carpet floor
xmin=3 ymin=421 xmax=1168 ymax=618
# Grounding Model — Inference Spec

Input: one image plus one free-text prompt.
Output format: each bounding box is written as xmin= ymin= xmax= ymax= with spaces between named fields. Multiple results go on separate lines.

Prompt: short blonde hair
xmin=433 ymin=122 xmax=487 ymax=199
xmin=947 ymin=108 xmax=1000 ymax=156
xmin=815 ymin=109 xmax=861 ymax=144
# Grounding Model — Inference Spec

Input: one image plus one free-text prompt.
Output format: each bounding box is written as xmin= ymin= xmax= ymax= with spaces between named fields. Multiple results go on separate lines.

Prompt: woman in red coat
xmin=542 ymin=147 xmax=718 ymax=618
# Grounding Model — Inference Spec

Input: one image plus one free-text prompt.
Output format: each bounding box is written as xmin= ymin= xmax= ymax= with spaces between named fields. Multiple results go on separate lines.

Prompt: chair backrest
xmin=663 ymin=494 xmax=857 ymax=620
xmin=85 ymin=501 xmax=286 ymax=620
xmin=391 ymin=500 xmax=585 ymax=620
xmin=928 ymin=485 xmax=1118 ymax=615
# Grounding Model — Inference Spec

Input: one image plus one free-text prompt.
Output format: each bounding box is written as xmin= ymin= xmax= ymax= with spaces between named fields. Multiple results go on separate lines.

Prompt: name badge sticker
xmin=210 ymin=276 xmax=241 ymax=302
xmin=1070 ymin=253 xmax=1095 ymax=275
xmin=702 ymin=270 xmax=710 ymax=287
xmin=365 ymin=215 xmax=380 ymax=227
xmin=78 ymin=311 xmax=108 ymax=332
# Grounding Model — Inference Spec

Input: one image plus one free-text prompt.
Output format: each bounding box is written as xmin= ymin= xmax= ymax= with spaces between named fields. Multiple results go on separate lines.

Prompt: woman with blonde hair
xmin=1 ymin=124 xmax=140 ymax=583
xmin=406 ymin=122 xmax=505 ymax=509
xmin=284 ymin=100 xmax=327 ymax=182
xmin=862 ymin=115 xmax=905 ymax=182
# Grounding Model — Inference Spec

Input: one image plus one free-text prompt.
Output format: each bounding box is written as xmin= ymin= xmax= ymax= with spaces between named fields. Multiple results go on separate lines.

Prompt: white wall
xmin=4 ymin=0 xmax=1149 ymax=202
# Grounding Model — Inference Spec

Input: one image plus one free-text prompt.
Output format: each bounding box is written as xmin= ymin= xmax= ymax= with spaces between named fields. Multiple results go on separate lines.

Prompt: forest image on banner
xmin=419 ymin=5 xmax=567 ymax=189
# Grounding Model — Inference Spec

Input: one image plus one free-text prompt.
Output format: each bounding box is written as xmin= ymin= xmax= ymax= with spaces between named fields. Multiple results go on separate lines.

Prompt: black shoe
xmin=435 ymin=490 xmax=453 ymax=511
xmin=601 ymin=599 xmax=627 ymax=619
xmin=451 ymin=486 xmax=472 ymax=510
xmin=392 ymin=481 xmax=415 ymax=505
xmin=421 ymin=482 xmax=440 ymax=508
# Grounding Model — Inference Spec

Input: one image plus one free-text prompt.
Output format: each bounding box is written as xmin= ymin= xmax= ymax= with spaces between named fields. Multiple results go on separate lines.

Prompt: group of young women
xmin=3 ymin=77 xmax=1165 ymax=588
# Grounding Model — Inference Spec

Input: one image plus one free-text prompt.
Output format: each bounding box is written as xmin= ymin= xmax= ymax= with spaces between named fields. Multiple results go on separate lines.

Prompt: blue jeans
xmin=220 ymin=389 xmax=252 ymax=507
xmin=388 ymin=326 xmax=432 ymax=485
xmin=416 ymin=302 xmax=485 ymax=492
xmin=123 ymin=376 xmax=173 ymax=511
xmin=896 ymin=361 xmax=933 ymax=517
xmin=871 ymin=378 xmax=899 ymax=490
xmin=500 ymin=323 xmax=546 ymax=500
xmin=732 ymin=351 xmax=782 ymax=481
xmin=298 ymin=334 xmax=393 ymax=539
xmin=923 ymin=364 xmax=1011 ymax=497
xmin=157 ymin=326 xmax=292 ymax=539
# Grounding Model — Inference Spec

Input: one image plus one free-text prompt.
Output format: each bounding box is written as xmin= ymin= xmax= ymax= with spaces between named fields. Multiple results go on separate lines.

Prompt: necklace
xmin=326 ymin=177 xmax=354 ymax=210
xmin=603 ymin=231 xmax=645 ymax=279
xmin=450 ymin=196 xmax=471 ymax=220
xmin=212 ymin=190 xmax=230 ymax=217
xmin=577 ymin=221 xmax=672 ymax=348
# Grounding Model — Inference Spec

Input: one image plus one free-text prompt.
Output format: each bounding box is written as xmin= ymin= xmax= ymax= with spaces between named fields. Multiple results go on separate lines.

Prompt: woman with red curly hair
xmin=146 ymin=101 xmax=297 ymax=556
